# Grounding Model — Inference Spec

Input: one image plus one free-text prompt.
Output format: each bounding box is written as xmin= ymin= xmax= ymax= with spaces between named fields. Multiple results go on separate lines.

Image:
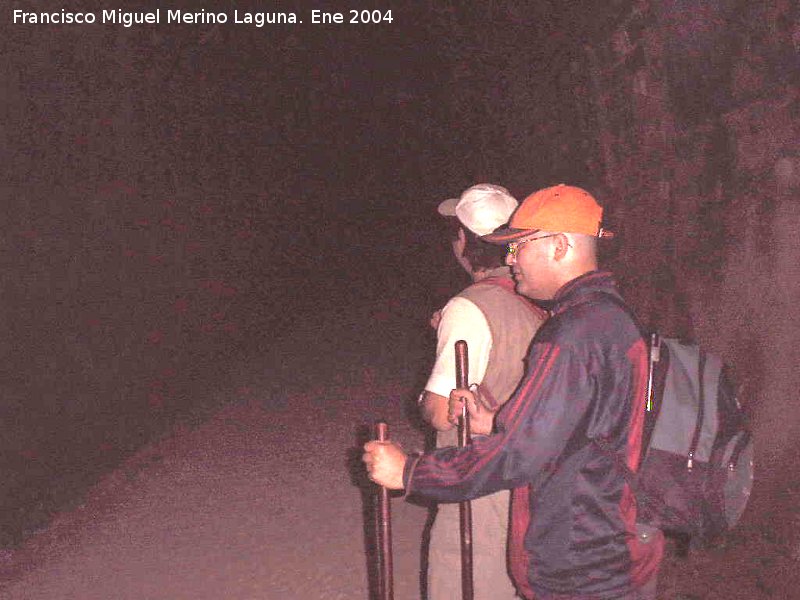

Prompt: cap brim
xmin=437 ymin=198 xmax=459 ymax=217
xmin=481 ymin=227 xmax=539 ymax=244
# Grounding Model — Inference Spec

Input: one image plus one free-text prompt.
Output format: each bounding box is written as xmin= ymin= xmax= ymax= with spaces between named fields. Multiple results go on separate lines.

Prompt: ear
xmin=452 ymin=227 xmax=471 ymax=274
xmin=552 ymin=233 xmax=571 ymax=261
xmin=452 ymin=227 xmax=467 ymax=257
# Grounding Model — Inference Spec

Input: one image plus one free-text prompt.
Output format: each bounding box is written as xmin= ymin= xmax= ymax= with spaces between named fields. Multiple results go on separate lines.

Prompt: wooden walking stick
xmin=454 ymin=340 xmax=474 ymax=600
xmin=374 ymin=421 xmax=394 ymax=600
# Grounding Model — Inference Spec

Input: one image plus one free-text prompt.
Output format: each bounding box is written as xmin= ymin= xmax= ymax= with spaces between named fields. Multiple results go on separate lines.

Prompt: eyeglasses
xmin=505 ymin=234 xmax=560 ymax=258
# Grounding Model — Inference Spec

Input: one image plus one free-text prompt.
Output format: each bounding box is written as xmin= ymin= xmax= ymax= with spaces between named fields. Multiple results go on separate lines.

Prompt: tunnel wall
xmin=574 ymin=0 xmax=800 ymax=480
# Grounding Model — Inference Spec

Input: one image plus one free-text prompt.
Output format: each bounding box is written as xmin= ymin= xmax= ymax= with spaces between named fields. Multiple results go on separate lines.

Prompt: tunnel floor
xmin=0 ymin=364 xmax=796 ymax=599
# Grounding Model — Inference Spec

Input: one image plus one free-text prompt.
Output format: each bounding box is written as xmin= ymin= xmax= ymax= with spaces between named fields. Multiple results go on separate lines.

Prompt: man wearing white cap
xmin=419 ymin=183 xmax=546 ymax=600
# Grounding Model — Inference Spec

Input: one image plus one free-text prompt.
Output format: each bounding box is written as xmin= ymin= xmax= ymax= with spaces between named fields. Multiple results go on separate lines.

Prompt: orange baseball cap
xmin=482 ymin=184 xmax=614 ymax=243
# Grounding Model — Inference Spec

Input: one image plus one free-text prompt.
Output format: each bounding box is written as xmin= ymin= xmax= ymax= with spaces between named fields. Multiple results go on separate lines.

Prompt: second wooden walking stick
xmin=454 ymin=340 xmax=474 ymax=600
xmin=374 ymin=421 xmax=394 ymax=600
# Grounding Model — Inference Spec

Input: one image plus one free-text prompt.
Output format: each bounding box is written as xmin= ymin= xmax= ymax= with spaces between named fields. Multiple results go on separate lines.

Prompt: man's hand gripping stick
xmin=455 ymin=340 xmax=474 ymax=600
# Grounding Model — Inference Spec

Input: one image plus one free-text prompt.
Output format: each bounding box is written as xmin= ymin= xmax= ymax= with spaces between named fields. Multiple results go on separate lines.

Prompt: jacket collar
xmin=550 ymin=270 xmax=619 ymax=315
xmin=473 ymin=266 xmax=512 ymax=282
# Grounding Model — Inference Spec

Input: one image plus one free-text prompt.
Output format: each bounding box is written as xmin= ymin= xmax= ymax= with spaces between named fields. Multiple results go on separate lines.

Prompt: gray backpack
xmin=633 ymin=334 xmax=755 ymax=545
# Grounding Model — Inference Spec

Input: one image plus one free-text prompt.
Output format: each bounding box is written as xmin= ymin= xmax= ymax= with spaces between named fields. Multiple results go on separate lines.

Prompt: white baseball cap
xmin=437 ymin=183 xmax=518 ymax=237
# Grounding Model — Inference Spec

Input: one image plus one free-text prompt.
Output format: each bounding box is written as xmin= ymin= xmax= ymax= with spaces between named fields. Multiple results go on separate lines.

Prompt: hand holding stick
xmin=374 ymin=422 xmax=394 ymax=600
xmin=454 ymin=340 xmax=474 ymax=600
xmin=455 ymin=340 xmax=472 ymax=445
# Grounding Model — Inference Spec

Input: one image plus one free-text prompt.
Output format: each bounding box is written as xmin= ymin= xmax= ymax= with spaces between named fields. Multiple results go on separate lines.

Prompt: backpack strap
xmin=585 ymin=291 xmax=661 ymax=462
xmin=686 ymin=349 xmax=706 ymax=470
xmin=728 ymin=429 xmax=752 ymax=471
xmin=643 ymin=335 xmax=669 ymax=460
xmin=592 ymin=290 xmax=664 ymax=462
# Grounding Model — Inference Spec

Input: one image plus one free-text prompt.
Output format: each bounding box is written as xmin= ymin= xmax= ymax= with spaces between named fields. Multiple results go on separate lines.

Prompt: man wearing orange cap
xmin=365 ymin=184 xmax=664 ymax=599
xmin=422 ymin=183 xmax=546 ymax=600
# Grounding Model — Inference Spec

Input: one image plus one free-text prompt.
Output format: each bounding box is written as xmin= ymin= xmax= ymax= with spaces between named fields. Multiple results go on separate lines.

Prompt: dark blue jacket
xmin=404 ymin=271 xmax=663 ymax=599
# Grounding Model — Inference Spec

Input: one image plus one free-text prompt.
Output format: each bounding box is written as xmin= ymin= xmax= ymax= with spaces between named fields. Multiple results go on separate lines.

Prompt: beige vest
xmin=438 ymin=275 xmax=546 ymax=448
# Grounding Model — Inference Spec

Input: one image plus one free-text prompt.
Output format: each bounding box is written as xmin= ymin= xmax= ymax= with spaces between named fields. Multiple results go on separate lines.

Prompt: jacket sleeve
xmin=404 ymin=341 xmax=596 ymax=503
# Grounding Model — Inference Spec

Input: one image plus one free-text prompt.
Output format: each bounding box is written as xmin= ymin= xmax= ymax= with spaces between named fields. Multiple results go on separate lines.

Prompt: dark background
xmin=2 ymin=0 xmax=799 ymax=550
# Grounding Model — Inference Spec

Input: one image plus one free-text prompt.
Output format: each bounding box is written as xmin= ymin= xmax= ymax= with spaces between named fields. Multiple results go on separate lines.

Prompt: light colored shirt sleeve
xmin=424 ymin=296 xmax=492 ymax=397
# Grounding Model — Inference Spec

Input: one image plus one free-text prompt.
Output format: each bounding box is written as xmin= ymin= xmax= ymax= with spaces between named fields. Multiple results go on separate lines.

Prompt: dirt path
xmin=0 ymin=374 xmax=429 ymax=600
xmin=1 ymin=370 xmax=797 ymax=599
